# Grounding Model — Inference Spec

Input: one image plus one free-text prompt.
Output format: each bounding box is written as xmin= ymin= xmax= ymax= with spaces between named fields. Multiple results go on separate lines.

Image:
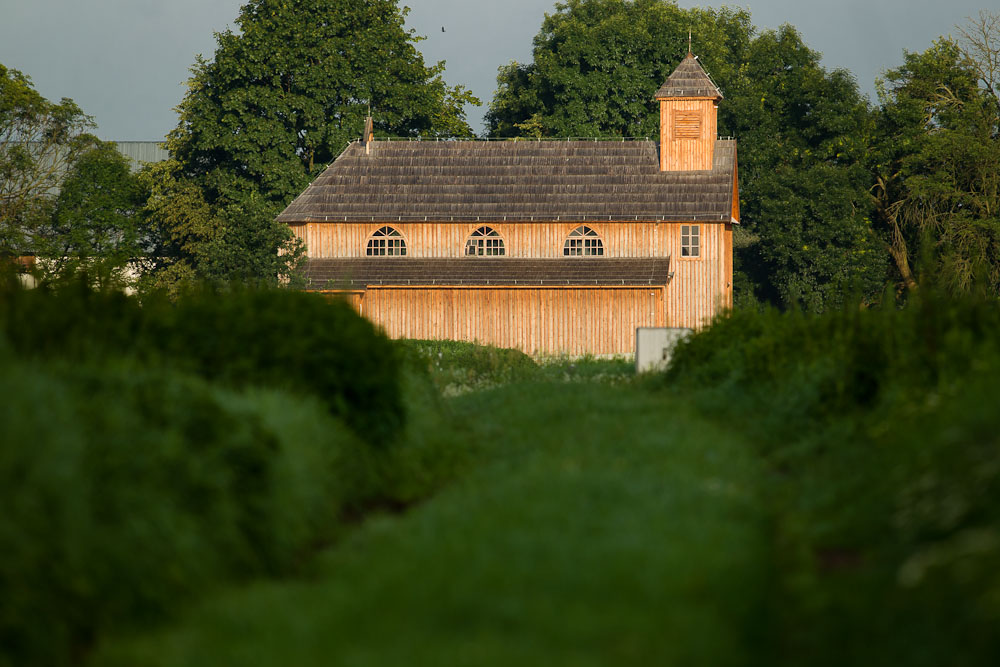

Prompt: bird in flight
xmin=441 ymin=26 xmax=445 ymax=32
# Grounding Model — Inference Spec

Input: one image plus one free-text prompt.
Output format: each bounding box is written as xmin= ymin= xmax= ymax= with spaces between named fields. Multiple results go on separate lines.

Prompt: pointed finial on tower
xmin=688 ymin=29 xmax=692 ymax=55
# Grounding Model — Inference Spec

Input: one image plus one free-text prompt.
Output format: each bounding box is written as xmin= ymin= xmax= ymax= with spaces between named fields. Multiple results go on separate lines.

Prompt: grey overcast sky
xmin=0 ymin=1 xmax=990 ymax=140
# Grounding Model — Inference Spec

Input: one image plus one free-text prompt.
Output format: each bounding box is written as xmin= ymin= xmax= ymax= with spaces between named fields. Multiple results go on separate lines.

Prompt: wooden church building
xmin=278 ymin=53 xmax=738 ymax=356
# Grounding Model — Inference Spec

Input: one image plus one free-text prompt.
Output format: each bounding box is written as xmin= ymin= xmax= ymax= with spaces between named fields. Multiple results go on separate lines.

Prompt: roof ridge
xmin=654 ymin=53 xmax=723 ymax=100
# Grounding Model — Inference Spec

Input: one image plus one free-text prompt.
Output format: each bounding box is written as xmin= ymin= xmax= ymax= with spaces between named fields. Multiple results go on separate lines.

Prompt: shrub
xmin=397 ymin=339 xmax=538 ymax=395
xmin=0 ymin=285 xmax=483 ymax=666
xmin=0 ymin=283 xmax=403 ymax=444
xmin=665 ymin=294 xmax=1000 ymax=444
xmin=0 ymin=354 xmax=372 ymax=667
xmin=661 ymin=293 xmax=1000 ymax=665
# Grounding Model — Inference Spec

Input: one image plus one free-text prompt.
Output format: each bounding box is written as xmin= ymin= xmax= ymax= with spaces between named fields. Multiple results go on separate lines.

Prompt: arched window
xmin=465 ymin=226 xmax=505 ymax=256
xmin=366 ymin=226 xmax=406 ymax=256
xmin=563 ymin=226 xmax=604 ymax=256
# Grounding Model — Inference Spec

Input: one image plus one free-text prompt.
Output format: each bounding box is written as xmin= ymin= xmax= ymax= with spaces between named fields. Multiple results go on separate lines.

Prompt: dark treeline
xmin=1 ymin=0 xmax=997 ymax=304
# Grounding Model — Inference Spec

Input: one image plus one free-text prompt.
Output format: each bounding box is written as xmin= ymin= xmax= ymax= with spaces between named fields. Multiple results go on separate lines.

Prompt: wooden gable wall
xmin=357 ymin=285 xmax=664 ymax=356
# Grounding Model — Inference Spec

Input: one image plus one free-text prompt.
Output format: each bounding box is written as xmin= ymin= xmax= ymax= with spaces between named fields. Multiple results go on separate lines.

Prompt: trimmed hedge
xmin=0 ymin=285 xmax=402 ymax=444
xmin=0 ymin=357 xmax=366 ymax=666
xmin=662 ymin=294 xmax=1000 ymax=665
xmin=0 ymin=283 xmax=431 ymax=665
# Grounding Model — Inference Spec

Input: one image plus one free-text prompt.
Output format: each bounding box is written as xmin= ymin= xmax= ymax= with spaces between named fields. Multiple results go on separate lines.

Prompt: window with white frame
xmin=563 ymin=226 xmax=604 ymax=256
xmin=465 ymin=226 xmax=505 ymax=256
xmin=366 ymin=226 xmax=406 ymax=256
xmin=681 ymin=224 xmax=700 ymax=257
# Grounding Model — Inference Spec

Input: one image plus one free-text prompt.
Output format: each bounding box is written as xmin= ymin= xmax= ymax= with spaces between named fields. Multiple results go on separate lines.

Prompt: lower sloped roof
xmin=278 ymin=139 xmax=736 ymax=224
xmin=302 ymin=258 xmax=672 ymax=288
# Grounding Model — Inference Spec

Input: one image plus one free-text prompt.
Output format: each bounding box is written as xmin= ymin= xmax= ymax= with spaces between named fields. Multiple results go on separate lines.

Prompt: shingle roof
xmin=654 ymin=53 xmax=723 ymax=99
xmin=302 ymin=258 xmax=672 ymax=288
xmin=278 ymin=139 xmax=736 ymax=224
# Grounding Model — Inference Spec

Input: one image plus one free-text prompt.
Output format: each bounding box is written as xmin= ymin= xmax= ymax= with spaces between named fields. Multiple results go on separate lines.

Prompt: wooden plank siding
xmin=355 ymin=285 xmax=665 ymax=356
xmin=296 ymin=220 xmax=732 ymax=332
xmin=665 ymin=222 xmax=729 ymax=328
xmin=291 ymin=221 xmax=718 ymax=260
xmin=658 ymin=98 xmax=718 ymax=171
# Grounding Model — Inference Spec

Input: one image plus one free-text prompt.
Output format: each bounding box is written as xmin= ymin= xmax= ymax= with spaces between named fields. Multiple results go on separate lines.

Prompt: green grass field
xmin=91 ymin=380 xmax=770 ymax=667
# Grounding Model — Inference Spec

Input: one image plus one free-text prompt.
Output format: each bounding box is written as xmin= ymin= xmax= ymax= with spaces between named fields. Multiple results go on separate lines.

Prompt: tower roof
xmin=654 ymin=53 xmax=723 ymax=99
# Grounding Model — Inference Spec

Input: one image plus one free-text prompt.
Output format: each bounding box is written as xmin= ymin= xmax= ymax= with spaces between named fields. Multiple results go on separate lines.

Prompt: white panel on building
xmin=635 ymin=327 xmax=692 ymax=373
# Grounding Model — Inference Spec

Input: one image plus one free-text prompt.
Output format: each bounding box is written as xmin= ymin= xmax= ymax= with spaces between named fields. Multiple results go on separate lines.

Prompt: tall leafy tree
xmin=32 ymin=141 xmax=145 ymax=289
xmin=137 ymin=158 xmax=225 ymax=294
xmin=872 ymin=13 xmax=1000 ymax=296
xmin=162 ymin=0 xmax=479 ymax=285
xmin=487 ymin=0 xmax=753 ymax=139
xmin=0 ymin=64 xmax=95 ymax=256
xmin=486 ymin=0 xmax=885 ymax=310
xmin=728 ymin=26 xmax=885 ymax=310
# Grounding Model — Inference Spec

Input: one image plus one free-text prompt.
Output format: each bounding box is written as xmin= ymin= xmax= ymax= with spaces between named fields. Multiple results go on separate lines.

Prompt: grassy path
xmin=92 ymin=382 xmax=771 ymax=666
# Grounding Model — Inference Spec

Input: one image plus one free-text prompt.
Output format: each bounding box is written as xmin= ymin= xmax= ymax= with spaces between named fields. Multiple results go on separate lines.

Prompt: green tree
xmin=31 ymin=141 xmax=146 ymax=289
xmin=872 ymin=13 xmax=1000 ymax=296
xmin=0 ymin=64 xmax=95 ymax=256
xmin=728 ymin=26 xmax=886 ymax=310
xmin=486 ymin=0 xmax=886 ymax=310
xmin=136 ymin=159 xmax=218 ymax=295
xmin=161 ymin=0 xmax=479 ymax=285
xmin=487 ymin=0 xmax=753 ymax=139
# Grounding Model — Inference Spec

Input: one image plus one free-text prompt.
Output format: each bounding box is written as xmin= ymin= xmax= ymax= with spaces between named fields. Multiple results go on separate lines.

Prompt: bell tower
xmin=654 ymin=52 xmax=723 ymax=171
